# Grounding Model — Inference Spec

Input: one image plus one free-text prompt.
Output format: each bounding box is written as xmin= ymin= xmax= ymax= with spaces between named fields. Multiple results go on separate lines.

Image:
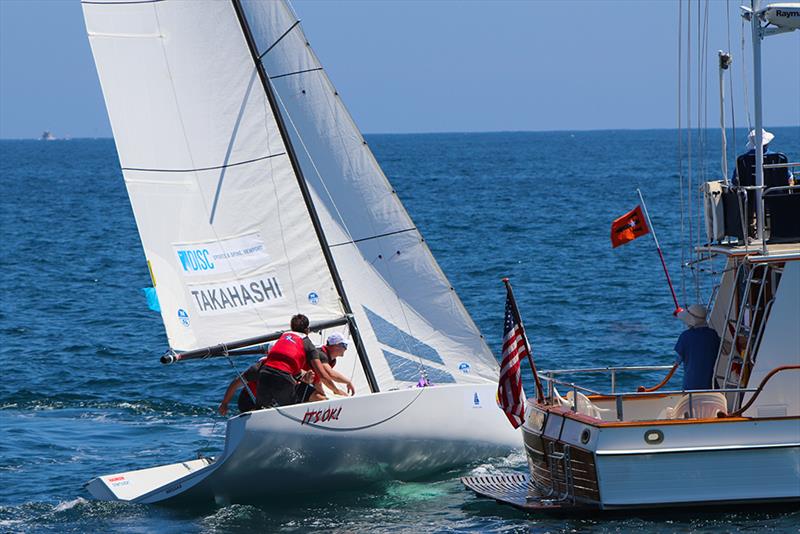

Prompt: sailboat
xmin=81 ymin=0 xmax=519 ymax=504
xmin=463 ymin=0 xmax=800 ymax=512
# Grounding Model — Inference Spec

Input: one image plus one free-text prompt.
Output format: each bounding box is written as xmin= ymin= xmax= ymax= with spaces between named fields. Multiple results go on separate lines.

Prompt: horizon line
xmin=2 ymin=124 xmax=799 ymax=141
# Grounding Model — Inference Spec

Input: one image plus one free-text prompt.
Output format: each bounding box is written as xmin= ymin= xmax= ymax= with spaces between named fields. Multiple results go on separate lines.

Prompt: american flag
xmin=498 ymin=295 xmax=527 ymax=428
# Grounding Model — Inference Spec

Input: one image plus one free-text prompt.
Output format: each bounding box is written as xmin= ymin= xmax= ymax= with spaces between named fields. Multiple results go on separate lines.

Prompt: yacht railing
xmin=536 ymin=366 xmax=764 ymax=421
xmin=541 ymin=365 xmax=673 ymax=395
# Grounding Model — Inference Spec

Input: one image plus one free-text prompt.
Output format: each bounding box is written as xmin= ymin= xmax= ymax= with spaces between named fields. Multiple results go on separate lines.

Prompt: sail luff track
xmin=230 ymin=0 xmax=379 ymax=393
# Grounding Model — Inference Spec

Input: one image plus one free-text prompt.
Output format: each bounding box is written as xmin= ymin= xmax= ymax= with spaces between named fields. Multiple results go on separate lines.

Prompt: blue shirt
xmin=674 ymin=326 xmax=721 ymax=390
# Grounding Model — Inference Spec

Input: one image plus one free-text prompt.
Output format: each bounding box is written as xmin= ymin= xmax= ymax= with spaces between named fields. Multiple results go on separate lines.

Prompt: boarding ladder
xmin=714 ymin=262 xmax=781 ymax=410
xmin=545 ymin=441 xmax=575 ymax=503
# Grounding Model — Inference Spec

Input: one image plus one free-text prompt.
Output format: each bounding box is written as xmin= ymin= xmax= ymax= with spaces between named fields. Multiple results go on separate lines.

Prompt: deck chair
xmin=662 ymin=392 xmax=728 ymax=419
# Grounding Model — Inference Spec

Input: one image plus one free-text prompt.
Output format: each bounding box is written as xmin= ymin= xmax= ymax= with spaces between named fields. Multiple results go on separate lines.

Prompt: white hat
xmin=746 ymin=129 xmax=775 ymax=150
xmin=326 ymin=332 xmax=348 ymax=348
xmin=677 ymin=304 xmax=708 ymax=328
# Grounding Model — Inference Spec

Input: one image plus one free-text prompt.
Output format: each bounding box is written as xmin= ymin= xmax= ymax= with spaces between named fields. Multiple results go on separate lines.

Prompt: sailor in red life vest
xmin=256 ymin=314 xmax=319 ymax=408
xmin=217 ymin=354 xmax=268 ymax=416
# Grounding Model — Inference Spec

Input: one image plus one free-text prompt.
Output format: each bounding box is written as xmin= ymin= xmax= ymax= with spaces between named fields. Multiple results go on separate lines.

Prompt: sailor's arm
xmin=218 ymin=377 xmax=241 ymax=416
xmin=326 ymin=366 xmax=355 ymax=396
xmin=310 ymin=358 xmax=347 ymax=396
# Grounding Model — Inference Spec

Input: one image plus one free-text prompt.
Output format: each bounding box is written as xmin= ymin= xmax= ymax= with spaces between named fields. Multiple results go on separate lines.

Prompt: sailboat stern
xmin=85 ymin=457 xmax=215 ymax=502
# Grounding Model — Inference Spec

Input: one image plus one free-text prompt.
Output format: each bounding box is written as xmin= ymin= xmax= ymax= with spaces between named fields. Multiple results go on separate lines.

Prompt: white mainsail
xmin=241 ymin=0 xmax=500 ymax=391
xmin=85 ymin=0 xmax=500 ymax=393
xmin=84 ymin=1 xmax=344 ymax=351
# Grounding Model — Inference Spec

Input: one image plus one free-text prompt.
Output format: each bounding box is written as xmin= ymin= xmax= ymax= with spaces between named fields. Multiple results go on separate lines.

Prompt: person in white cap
xmin=639 ymin=304 xmax=722 ymax=393
xmin=671 ymin=304 xmax=721 ymax=390
xmin=300 ymin=332 xmax=356 ymax=402
xmin=733 ymin=129 xmax=792 ymax=186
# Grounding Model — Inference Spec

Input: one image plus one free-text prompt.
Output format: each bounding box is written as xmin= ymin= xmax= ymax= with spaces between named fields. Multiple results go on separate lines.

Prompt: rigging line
xmin=726 ymin=0 xmax=738 ymax=169
xmin=122 ymin=152 xmax=286 ymax=173
xmin=329 ymin=227 xmax=418 ymax=248
xmin=270 ymin=67 xmax=324 ymax=80
xmin=741 ymin=15 xmax=752 ymax=131
xmin=268 ymin=74 xmax=423 ymax=370
xmin=234 ymin=0 xmax=378 ymax=393
xmin=698 ymin=0 xmax=710 ymax=301
xmin=269 ymin=4 xmax=421 ymax=369
xmin=687 ymin=0 xmax=694 ymax=306
xmin=678 ymin=0 xmax=686 ymax=305
xmin=263 ymin=89 xmax=300 ymax=311
xmin=276 ymin=4 xmax=434 ymax=361
xmin=209 ymin=69 xmax=260 ymax=225
xmin=258 ymin=20 xmax=300 ymax=60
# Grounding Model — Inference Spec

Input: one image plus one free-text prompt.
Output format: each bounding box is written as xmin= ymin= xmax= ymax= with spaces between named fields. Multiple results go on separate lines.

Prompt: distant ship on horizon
xmin=40 ymin=131 xmax=56 ymax=141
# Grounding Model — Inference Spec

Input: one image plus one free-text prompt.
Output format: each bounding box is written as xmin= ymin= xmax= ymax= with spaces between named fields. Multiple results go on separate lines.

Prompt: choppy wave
xmin=0 ymin=390 xmax=215 ymax=418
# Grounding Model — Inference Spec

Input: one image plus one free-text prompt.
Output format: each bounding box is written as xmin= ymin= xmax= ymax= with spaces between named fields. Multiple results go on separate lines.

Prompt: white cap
xmin=746 ymin=129 xmax=775 ymax=150
xmin=326 ymin=332 xmax=348 ymax=348
xmin=677 ymin=304 xmax=708 ymax=328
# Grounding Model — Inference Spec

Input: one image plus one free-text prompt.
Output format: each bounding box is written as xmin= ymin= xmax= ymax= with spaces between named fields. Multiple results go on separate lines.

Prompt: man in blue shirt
xmin=673 ymin=304 xmax=721 ymax=390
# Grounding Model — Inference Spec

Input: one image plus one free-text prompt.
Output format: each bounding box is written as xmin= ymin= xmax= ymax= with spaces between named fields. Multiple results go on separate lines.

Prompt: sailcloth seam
xmin=121 ymin=153 xmax=287 ymax=174
xmin=270 ymin=67 xmax=323 ymax=80
xmin=328 ymin=227 xmax=418 ymax=248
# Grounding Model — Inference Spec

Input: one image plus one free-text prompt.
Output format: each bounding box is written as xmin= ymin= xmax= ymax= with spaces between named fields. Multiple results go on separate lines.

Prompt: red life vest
xmin=266 ymin=332 xmax=307 ymax=376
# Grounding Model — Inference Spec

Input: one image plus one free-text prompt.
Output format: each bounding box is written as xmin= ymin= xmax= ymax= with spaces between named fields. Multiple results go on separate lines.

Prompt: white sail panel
xmin=84 ymin=0 xmax=343 ymax=350
xmin=241 ymin=0 xmax=499 ymax=390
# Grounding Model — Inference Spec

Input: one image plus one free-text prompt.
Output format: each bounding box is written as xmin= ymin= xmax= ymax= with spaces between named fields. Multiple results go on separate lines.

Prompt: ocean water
xmin=1 ymin=128 xmax=798 ymax=532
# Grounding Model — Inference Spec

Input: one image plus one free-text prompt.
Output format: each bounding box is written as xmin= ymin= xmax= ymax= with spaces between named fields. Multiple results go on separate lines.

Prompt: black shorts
xmin=237 ymin=388 xmax=257 ymax=413
xmin=256 ymin=366 xmax=298 ymax=407
xmin=295 ymin=382 xmax=316 ymax=403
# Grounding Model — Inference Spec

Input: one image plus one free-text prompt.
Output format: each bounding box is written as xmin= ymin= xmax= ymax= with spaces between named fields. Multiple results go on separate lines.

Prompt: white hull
xmin=87 ymin=384 xmax=520 ymax=504
xmin=522 ymin=402 xmax=800 ymax=509
xmin=597 ymin=443 xmax=800 ymax=507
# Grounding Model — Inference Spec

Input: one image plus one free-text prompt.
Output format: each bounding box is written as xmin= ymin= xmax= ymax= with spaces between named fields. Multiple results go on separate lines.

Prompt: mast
xmin=230 ymin=0 xmax=379 ymax=393
xmin=751 ymin=0 xmax=766 ymax=254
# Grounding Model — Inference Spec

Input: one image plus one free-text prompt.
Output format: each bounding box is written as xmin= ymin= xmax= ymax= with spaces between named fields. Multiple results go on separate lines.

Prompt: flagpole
xmin=502 ymin=278 xmax=545 ymax=402
xmin=636 ymin=189 xmax=682 ymax=315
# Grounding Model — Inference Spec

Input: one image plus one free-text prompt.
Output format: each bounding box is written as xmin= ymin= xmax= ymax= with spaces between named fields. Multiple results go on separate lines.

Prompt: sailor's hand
xmin=218 ymin=402 xmax=228 ymax=416
xmin=301 ymin=370 xmax=316 ymax=384
xmin=346 ymin=381 xmax=355 ymax=396
xmin=637 ymin=386 xmax=646 ymax=392
xmin=332 ymin=387 xmax=347 ymax=397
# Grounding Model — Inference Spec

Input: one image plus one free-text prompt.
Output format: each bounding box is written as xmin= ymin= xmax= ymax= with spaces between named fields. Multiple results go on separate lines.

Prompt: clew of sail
xmin=240 ymin=0 xmax=500 ymax=391
xmin=83 ymin=1 xmax=344 ymax=351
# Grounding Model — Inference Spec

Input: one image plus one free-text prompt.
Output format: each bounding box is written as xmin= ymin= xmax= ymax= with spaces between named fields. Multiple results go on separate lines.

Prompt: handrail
xmin=763 ymin=161 xmax=800 ymax=169
xmin=538 ymin=375 xmax=604 ymax=396
xmin=636 ymin=364 xmax=678 ymax=393
xmin=541 ymin=365 xmax=673 ymax=375
xmin=719 ymin=365 xmax=800 ymax=418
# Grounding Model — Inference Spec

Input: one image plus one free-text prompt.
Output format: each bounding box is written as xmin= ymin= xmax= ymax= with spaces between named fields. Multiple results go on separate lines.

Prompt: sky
xmin=0 ymin=0 xmax=798 ymax=139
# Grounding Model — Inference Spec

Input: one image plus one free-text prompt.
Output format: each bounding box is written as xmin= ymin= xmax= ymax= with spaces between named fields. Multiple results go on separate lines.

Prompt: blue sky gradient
xmin=1 ymin=0 xmax=798 ymax=139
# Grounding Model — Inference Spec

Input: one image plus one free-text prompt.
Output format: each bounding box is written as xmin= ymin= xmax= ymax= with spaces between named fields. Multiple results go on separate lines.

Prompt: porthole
xmin=580 ymin=428 xmax=591 ymax=444
xmin=644 ymin=429 xmax=664 ymax=445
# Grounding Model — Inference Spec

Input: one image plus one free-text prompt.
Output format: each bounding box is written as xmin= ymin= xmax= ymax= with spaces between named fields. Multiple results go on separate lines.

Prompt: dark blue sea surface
xmin=1 ymin=128 xmax=798 ymax=532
